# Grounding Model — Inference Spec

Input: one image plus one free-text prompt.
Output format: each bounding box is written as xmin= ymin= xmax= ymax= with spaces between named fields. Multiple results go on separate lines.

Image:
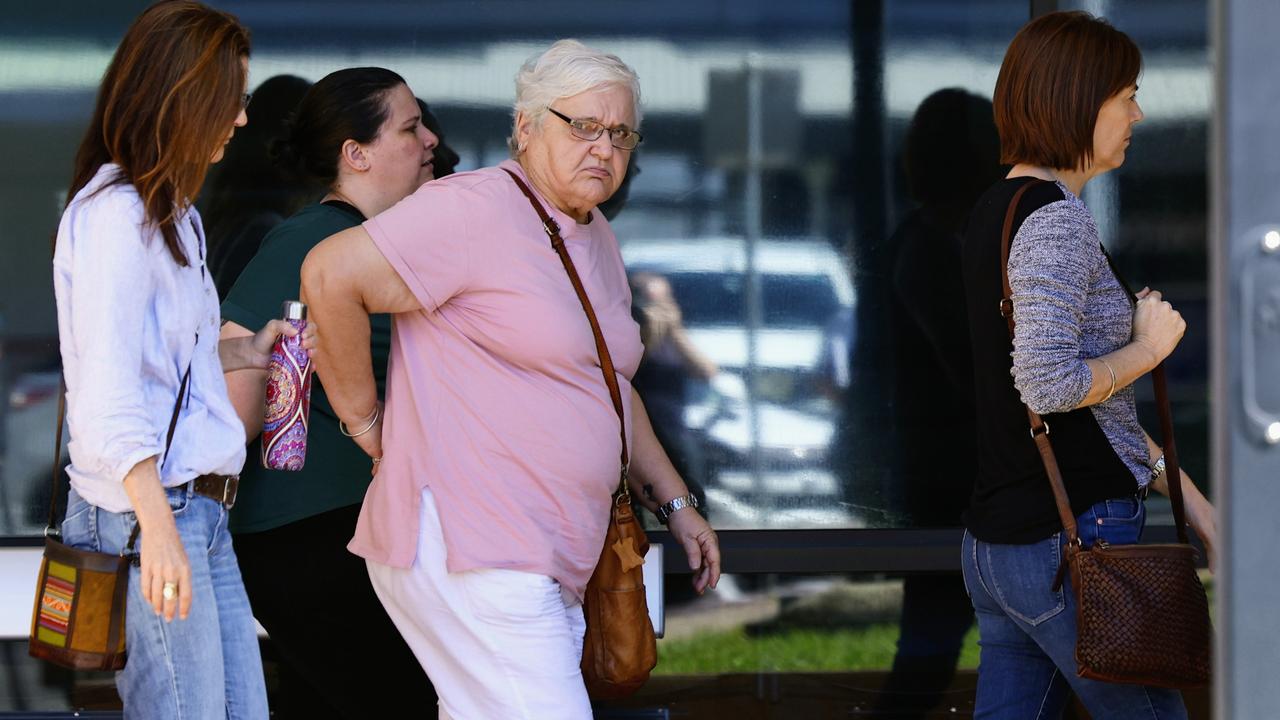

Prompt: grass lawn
xmin=655 ymin=624 xmax=982 ymax=675
xmin=656 ymin=574 xmax=1211 ymax=675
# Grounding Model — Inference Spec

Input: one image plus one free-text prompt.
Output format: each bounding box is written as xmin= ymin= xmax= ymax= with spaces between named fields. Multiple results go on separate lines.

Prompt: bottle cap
xmin=281 ymin=300 xmax=307 ymax=321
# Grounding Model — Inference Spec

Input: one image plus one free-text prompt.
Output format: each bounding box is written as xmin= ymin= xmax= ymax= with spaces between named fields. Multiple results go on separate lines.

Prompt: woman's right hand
xmin=135 ymin=507 xmax=192 ymax=622
xmin=1131 ymin=288 xmax=1186 ymax=366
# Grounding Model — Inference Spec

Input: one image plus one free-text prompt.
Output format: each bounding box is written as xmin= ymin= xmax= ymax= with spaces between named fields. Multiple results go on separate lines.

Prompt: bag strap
xmin=998 ymin=177 xmax=1189 ymax=546
xmin=502 ymin=168 xmax=631 ymax=496
xmin=47 ymin=362 xmax=192 ymax=548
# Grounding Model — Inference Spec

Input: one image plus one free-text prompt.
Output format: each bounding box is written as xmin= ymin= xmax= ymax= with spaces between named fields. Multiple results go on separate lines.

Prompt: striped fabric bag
xmin=29 ymin=535 xmax=131 ymax=670
xmin=28 ymin=381 xmax=150 ymax=672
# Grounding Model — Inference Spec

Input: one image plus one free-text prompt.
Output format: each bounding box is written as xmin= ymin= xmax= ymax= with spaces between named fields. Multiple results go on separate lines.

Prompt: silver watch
xmin=656 ymin=494 xmax=700 ymax=524
xmin=1149 ymin=454 xmax=1167 ymax=483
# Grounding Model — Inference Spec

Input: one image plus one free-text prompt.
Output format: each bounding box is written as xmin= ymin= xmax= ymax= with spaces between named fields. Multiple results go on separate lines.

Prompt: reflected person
xmin=220 ymin=67 xmax=439 ymax=718
xmin=874 ymin=88 xmax=1003 ymax=717
xmin=630 ymin=271 xmax=718 ymax=517
xmin=417 ymin=97 xmax=460 ymax=178
xmin=959 ymin=12 xmax=1216 ymax=718
xmin=201 ymin=74 xmax=315 ymax=299
xmin=301 ymin=40 xmax=721 ymax=718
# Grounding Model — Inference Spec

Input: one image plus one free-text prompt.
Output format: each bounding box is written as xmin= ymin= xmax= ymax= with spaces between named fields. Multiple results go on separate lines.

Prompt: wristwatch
xmin=1149 ymin=454 xmax=1167 ymax=483
xmin=656 ymin=494 xmax=700 ymax=524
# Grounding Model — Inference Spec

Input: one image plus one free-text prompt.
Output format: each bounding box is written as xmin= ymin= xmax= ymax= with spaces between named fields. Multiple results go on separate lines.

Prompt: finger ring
xmin=162 ymin=582 xmax=177 ymax=600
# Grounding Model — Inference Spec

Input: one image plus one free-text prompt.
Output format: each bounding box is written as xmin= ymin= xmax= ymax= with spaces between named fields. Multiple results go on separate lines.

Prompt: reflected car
xmin=621 ymin=236 xmax=855 ymax=383
xmin=622 ymin=237 xmax=857 ymax=528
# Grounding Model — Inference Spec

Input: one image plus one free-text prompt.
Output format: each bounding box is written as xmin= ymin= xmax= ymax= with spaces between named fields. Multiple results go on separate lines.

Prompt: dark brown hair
xmin=993 ymin=11 xmax=1141 ymax=171
xmin=65 ymin=0 xmax=250 ymax=266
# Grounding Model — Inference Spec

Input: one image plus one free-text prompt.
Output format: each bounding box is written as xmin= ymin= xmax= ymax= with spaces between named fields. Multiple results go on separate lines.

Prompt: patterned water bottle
xmin=262 ymin=300 xmax=311 ymax=470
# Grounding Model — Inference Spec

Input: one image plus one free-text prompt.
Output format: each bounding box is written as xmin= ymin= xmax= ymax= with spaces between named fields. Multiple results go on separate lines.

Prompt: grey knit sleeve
xmin=1007 ymin=201 xmax=1099 ymax=415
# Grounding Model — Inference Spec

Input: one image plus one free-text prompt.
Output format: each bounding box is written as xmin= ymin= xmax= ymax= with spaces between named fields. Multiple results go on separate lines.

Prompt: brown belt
xmin=191 ymin=474 xmax=238 ymax=509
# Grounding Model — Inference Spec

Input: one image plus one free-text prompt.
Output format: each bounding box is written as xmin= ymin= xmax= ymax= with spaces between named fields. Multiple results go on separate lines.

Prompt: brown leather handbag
xmin=998 ymin=180 xmax=1211 ymax=689
xmin=504 ymin=169 xmax=658 ymax=699
xmin=30 ymin=368 xmax=189 ymax=671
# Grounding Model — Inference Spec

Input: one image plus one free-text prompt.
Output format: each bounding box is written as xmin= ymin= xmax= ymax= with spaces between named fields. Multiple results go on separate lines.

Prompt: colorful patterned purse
xmin=30 ymin=369 xmax=187 ymax=670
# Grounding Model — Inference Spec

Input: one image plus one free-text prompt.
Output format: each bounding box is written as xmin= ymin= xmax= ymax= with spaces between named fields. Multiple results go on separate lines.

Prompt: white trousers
xmin=366 ymin=487 xmax=593 ymax=720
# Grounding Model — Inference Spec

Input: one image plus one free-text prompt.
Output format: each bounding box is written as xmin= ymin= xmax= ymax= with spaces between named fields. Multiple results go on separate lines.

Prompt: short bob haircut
xmin=993 ymin=11 xmax=1141 ymax=171
xmin=508 ymin=39 xmax=642 ymax=156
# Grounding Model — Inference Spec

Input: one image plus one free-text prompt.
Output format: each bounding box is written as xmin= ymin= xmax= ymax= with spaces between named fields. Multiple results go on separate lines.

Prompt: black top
xmin=961 ymin=177 xmax=1137 ymax=544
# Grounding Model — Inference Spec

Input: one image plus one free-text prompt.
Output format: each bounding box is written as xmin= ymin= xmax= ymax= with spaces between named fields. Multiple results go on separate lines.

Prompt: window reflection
xmin=0 ymin=0 xmax=1208 ymax=538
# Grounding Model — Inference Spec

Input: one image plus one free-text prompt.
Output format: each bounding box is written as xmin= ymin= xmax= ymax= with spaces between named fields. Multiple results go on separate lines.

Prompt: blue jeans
xmin=64 ymin=485 xmax=268 ymax=720
xmin=961 ymin=497 xmax=1188 ymax=719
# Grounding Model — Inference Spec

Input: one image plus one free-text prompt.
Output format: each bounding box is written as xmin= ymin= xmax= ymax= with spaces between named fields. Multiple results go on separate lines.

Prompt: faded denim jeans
xmin=961 ymin=497 xmax=1188 ymax=719
xmin=64 ymin=485 xmax=268 ymax=720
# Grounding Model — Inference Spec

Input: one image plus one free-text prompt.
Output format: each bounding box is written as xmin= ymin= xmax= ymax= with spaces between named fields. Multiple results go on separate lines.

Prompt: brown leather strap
xmin=998 ymin=177 xmax=1189 ymax=546
xmin=502 ymin=168 xmax=630 ymax=493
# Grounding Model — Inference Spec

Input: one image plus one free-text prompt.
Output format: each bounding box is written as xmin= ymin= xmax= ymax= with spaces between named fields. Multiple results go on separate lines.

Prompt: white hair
xmin=508 ymin=39 xmax=642 ymax=156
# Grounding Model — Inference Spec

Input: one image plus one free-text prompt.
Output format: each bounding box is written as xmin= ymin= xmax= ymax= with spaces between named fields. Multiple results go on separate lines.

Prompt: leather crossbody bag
xmin=998 ymin=179 xmax=1211 ymax=688
xmin=504 ymin=168 xmax=658 ymax=699
xmin=29 ymin=364 xmax=191 ymax=670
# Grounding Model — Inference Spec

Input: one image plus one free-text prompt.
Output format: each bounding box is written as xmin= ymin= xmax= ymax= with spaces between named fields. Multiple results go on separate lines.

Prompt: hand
xmin=1192 ymin=515 xmax=1217 ymax=575
xmin=248 ymin=319 xmax=313 ymax=366
xmin=667 ymin=508 xmax=721 ymax=594
xmin=1131 ymin=289 xmax=1185 ymax=367
xmin=135 ymin=508 xmax=192 ymax=622
xmin=218 ymin=319 xmax=314 ymax=373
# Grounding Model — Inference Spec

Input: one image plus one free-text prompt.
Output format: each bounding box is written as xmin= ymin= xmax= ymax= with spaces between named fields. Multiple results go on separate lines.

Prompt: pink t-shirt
xmin=348 ymin=160 xmax=643 ymax=601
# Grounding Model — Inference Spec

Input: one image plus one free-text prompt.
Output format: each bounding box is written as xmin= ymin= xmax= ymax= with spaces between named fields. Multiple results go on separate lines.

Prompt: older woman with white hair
xmin=299 ymin=39 xmax=721 ymax=718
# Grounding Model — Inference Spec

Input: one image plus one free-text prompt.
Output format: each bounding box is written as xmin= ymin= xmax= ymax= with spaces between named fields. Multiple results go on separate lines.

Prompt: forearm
xmin=669 ymin=328 xmax=717 ymax=380
xmin=1077 ymin=340 xmax=1158 ymax=408
xmin=121 ymin=456 xmax=174 ymax=534
xmin=1143 ymin=431 xmax=1215 ymax=533
xmin=225 ymin=370 xmax=267 ymax=442
xmin=300 ymin=262 xmax=378 ymax=430
xmin=627 ymin=392 xmax=692 ymax=515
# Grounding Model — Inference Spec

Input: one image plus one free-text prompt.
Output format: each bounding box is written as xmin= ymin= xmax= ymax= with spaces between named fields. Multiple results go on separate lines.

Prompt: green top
xmin=221 ymin=202 xmax=391 ymax=534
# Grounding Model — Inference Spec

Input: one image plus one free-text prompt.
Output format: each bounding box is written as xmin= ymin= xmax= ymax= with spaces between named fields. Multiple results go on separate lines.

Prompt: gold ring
xmin=162 ymin=582 xmax=177 ymax=600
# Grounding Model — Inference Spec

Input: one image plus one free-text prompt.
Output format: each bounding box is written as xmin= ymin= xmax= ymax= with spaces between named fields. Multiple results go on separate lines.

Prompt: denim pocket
xmin=164 ymin=484 xmax=193 ymax=516
xmin=60 ymin=493 xmax=98 ymax=552
xmin=981 ymin=533 xmax=1066 ymax=626
xmin=1076 ymin=496 xmax=1145 ymax=548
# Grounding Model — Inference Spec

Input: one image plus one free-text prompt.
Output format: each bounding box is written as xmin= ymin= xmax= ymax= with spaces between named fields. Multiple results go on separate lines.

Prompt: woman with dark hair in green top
xmin=218 ymin=66 xmax=438 ymax=717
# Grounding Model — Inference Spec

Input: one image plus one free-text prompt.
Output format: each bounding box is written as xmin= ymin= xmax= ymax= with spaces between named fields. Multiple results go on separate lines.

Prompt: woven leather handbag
xmin=30 ymin=368 xmax=190 ymax=671
xmin=998 ymin=179 xmax=1211 ymax=689
xmin=504 ymin=169 xmax=658 ymax=699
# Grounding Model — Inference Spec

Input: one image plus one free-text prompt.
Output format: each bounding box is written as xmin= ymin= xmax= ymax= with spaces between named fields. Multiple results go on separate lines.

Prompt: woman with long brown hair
xmin=52 ymin=3 xmax=304 ymax=716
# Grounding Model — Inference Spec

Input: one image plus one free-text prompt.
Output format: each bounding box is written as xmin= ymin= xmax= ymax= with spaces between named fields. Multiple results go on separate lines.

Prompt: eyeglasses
xmin=546 ymin=107 xmax=642 ymax=150
xmin=240 ymin=92 xmax=252 ymax=110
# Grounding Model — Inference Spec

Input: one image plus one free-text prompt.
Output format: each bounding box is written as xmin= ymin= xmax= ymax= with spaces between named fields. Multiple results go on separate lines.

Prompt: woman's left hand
xmin=667 ymin=508 xmax=721 ymax=594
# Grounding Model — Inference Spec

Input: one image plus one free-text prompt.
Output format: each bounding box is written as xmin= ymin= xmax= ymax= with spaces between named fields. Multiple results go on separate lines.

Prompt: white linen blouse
xmin=52 ymin=163 xmax=246 ymax=513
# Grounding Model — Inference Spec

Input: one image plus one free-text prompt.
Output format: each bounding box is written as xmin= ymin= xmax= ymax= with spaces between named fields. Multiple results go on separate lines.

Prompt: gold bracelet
xmin=1099 ymin=357 xmax=1118 ymax=403
xmin=339 ymin=404 xmax=381 ymax=438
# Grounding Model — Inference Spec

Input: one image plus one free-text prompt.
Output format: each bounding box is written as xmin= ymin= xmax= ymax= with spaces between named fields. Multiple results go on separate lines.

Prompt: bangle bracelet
xmin=1099 ymin=357 xmax=1118 ymax=403
xmin=340 ymin=405 xmax=381 ymax=438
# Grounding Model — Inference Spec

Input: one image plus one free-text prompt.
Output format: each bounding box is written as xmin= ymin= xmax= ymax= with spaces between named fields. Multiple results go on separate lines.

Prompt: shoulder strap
xmin=502 ymin=168 xmax=630 ymax=495
xmin=47 ymin=362 xmax=191 ymax=542
xmin=998 ymin=179 xmax=1189 ymax=545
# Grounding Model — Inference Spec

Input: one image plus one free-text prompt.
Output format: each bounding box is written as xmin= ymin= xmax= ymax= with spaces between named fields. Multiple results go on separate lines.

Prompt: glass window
xmin=0 ymin=0 xmax=1209 ymax=542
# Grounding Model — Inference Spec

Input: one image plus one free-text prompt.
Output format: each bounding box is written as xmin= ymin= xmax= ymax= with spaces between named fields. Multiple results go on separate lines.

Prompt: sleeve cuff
xmin=104 ymin=445 xmax=164 ymax=486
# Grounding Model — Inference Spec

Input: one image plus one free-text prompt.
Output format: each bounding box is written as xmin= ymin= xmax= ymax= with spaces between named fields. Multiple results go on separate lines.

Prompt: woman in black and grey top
xmin=958 ymin=12 xmax=1216 ymax=720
